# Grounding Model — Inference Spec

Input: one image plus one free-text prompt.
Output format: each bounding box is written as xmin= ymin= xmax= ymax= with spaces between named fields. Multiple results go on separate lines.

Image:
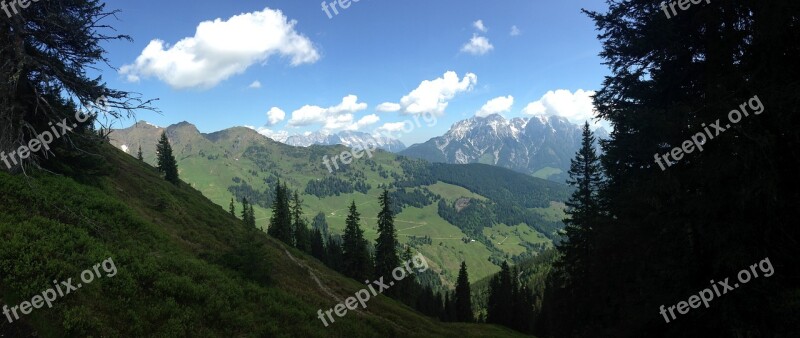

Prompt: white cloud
xmin=473 ymin=20 xmax=488 ymax=32
xmin=288 ymin=95 xmax=368 ymax=128
xmin=376 ymin=102 xmax=402 ymax=113
xmin=522 ymin=89 xmax=598 ymax=123
xmin=510 ymin=25 xmax=521 ymax=36
xmin=120 ymin=8 xmax=320 ymax=89
xmin=249 ymin=81 xmax=262 ymax=89
xmin=384 ymin=71 xmax=477 ymax=116
xmin=476 ymin=95 xmax=514 ymax=117
xmin=346 ymin=114 xmax=380 ymax=131
xmin=461 ymin=34 xmax=494 ymax=55
xmin=266 ymin=107 xmax=286 ymax=126
xmin=376 ymin=122 xmax=408 ymax=133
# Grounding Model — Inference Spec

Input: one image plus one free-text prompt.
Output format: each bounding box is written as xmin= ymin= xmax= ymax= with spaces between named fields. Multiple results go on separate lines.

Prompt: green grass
xmin=0 ymin=144 xmax=530 ymax=337
xmin=426 ymin=182 xmax=488 ymax=202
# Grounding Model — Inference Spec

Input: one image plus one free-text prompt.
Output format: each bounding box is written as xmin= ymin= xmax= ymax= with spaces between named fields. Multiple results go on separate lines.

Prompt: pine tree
xmin=137 ymin=145 xmax=144 ymax=161
xmin=454 ymin=261 xmax=473 ymax=322
xmin=229 ymin=197 xmax=236 ymax=217
xmin=267 ymin=181 xmax=292 ymax=244
xmin=342 ymin=201 xmax=370 ymax=281
xmin=556 ymin=122 xmax=602 ymax=283
xmin=325 ymin=235 xmax=345 ymax=273
xmin=374 ymin=189 xmax=399 ymax=281
xmin=241 ymin=198 xmax=251 ymax=224
xmin=310 ymin=228 xmax=326 ymax=260
xmin=291 ymin=191 xmax=310 ymax=252
xmin=156 ymin=132 xmax=179 ymax=184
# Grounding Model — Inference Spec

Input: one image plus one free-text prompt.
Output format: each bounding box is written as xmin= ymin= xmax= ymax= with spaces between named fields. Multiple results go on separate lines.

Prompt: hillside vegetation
xmin=0 ymin=144 xmax=529 ymax=337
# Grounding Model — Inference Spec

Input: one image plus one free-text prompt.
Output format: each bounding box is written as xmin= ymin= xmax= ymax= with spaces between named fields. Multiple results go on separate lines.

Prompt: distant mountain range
xmin=400 ymin=114 xmax=607 ymax=182
xmin=284 ymin=130 xmax=407 ymax=152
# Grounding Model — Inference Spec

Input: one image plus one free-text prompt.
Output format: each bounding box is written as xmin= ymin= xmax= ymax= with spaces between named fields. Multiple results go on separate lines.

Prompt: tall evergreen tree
xmin=454 ymin=261 xmax=473 ymax=322
xmin=291 ymin=191 xmax=310 ymax=252
xmin=229 ymin=197 xmax=236 ymax=217
xmin=267 ymin=181 xmax=292 ymax=244
xmin=342 ymin=201 xmax=370 ymax=281
xmin=137 ymin=145 xmax=144 ymax=161
xmin=156 ymin=132 xmax=179 ymax=184
xmin=325 ymin=235 xmax=345 ymax=273
xmin=556 ymin=122 xmax=602 ymax=283
xmin=312 ymin=212 xmax=330 ymax=237
xmin=374 ymin=189 xmax=399 ymax=281
xmin=310 ymin=228 xmax=326 ymax=260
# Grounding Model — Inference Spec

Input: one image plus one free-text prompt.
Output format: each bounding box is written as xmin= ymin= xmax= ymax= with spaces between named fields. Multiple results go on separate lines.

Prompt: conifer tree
xmin=342 ymin=201 xmax=370 ymax=281
xmin=310 ymin=228 xmax=326 ymax=260
xmin=291 ymin=191 xmax=310 ymax=252
xmin=156 ymin=132 xmax=179 ymax=184
xmin=556 ymin=122 xmax=602 ymax=283
xmin=374 ymin=189 xmax=399 ymax=281
xmin=137 ymin=145 xmax=144 ymax=161
xmin=267 ymin=181 xmax=293 ymax=244
xmin=229 ymin=198 xmax=236 ymax=217
xmin=325 ymin=235 xmax=345 ymax=273
xmin=454 ymin=261 xmax=473 ymax=322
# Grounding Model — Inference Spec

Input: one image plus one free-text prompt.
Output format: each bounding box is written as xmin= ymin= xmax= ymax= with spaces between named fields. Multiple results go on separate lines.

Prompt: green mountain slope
xmin=0 ymin=144 xmax=529 ymax=337
xmin=111 ymin=122 xmax=572 ymax=286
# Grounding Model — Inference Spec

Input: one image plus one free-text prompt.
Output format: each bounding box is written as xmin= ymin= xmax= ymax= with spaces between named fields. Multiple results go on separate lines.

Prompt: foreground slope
xmin=0 ymin=144 xmax=528 ymax=337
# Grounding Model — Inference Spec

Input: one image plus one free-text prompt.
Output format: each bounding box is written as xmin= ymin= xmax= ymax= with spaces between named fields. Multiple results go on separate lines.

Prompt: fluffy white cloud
xmin=376 ymin=122 xmax=408 ymax=133
xmin=288 ymin=95 xmax=368 ymax=129
xmin=473 ymin=20 xmax=488 ymax=32
xmin=382 ymin=71 xmax=477 ymax=116
xmin=249 ymin=81 xmax=262 ymax=89
xmin=346 ymin=114 xmax=380 ymax=131
xmin=510 ymin=25 xmax=521 ymax=36
xmin=476 ymin=95 xmax=514 ymax=117
xmin=376 ymin=102 xmax=402 ymax=113
xmin=266 ymin=107 xmax=286 ymax=126
xmin=461 ymin=34 xmax=494 ymax=55
xmin=522 ymin=89 xmax=597 ymax=123
xmin=120 ymin=8 xmax=320 ymax=89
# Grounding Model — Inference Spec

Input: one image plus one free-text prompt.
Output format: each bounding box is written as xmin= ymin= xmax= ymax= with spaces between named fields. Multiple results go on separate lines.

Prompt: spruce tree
xmin=291 ymin=191 xmax=310 ymax=252
xmin=556 ymin=122 xmax=602 ymax=283
xmin=310 ymin=228 xmax=326 ymax=260
xmin=325 ymin=235 xmax=345 ymax=273
xmin=454 ymin=261 xmax=473 ymax=322
xmin=137 ymin=145 xmax=144 ymax=161
xmin=312 ymin=212 xmax=330 ymax=237
xmin=267 ymin=181 xmax=292 ymax=244
xmin=156 ymin=132 xmax=179 ymax=184
xmin=229 ymin=198 xmax=236 ymax=217
xmin=342 ymin=201 xmax=370 ymax=281
xmin=374 ymin=189 xmax=399 ymax=281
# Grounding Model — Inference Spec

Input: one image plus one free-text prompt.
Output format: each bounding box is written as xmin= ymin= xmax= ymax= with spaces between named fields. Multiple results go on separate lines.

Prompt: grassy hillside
xmin=110 ymin=123 xmax=572 ymax=285
xmin=0 ymin=144 xmax=530 ymax=337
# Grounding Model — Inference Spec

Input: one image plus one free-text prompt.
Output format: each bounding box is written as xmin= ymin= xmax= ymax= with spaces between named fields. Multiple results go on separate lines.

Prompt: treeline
xmin=304 ymin=175 xmax=370 ymax=198
xmin=265 ymin=186 xmax=477 ymax=324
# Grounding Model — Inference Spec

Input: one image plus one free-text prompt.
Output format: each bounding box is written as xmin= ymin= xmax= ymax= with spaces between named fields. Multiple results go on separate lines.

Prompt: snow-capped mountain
xmin=400 ymin=114 xmax=603 ymax=181
xmin=284 ymin=131 xmax=406 ymax=152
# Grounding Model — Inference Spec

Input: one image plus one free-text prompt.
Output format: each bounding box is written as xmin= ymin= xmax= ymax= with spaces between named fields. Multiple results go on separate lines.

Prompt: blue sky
xmin=97 ymin=0 xmax=609 ymax=144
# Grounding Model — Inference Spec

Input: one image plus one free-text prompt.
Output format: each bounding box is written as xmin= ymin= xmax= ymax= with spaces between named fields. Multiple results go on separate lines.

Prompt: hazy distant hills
xmin=400 ymin=114 xmax=608 ymax=182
